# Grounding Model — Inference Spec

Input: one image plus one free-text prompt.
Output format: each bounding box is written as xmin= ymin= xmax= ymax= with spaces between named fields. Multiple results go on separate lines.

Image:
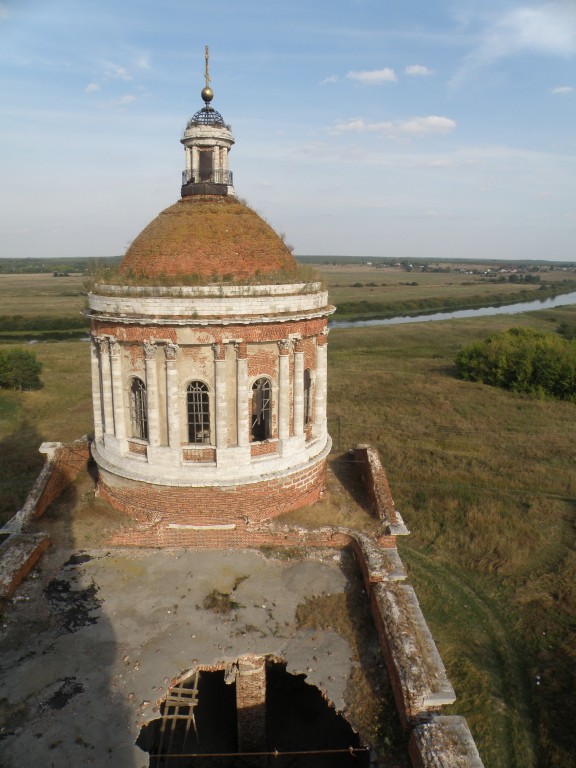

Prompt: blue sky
xmin=1 ymin=0 xmax=575 ymax=261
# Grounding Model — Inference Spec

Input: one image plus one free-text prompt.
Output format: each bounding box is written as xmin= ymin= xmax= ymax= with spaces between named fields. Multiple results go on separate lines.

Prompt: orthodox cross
xmin=204 ymin=45 xmax=211 ymax=88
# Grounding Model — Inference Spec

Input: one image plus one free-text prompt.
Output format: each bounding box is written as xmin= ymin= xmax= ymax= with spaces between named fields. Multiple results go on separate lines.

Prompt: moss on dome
xmin=118 ymin=196 xmax=299 ymax=285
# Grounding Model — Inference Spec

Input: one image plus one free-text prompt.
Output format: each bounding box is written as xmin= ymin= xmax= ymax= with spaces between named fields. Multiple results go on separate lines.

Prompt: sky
xmin=0 ymin=0 xmax=575 ymax=262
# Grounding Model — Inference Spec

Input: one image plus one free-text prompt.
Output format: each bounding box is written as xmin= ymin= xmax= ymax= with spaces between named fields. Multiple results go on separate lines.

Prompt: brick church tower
xmin=86 ymin=60 xmax=334 ymax=537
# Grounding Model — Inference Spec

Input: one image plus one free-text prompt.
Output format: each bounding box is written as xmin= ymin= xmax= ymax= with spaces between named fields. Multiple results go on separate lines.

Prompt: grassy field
xmin=320 ymin=265 xmax=576 ymax=320
xmin=0 ymin=271 xmax=575 ymax=767
xmin=327 ymin=307 xmax=576 ymax=768
xmin=0 ymin=273 xmax=87 ymax=318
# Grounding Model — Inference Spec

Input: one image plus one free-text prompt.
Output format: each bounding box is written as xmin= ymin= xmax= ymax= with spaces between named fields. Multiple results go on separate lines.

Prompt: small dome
xmin=186 ymin=106 xmax=227 ymax=128
xmin=120 ymin=196 xmax=298 ymax=282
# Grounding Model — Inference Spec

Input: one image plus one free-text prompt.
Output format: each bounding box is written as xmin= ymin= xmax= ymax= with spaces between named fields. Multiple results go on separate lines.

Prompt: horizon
xmin=1 ymin=0 xmax=575 ymax=262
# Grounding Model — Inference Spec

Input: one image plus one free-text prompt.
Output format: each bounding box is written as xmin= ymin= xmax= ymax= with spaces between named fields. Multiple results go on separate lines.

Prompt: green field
xmin=0 ymin=270 xmax=575 ymax=767
xmin=321 ymin=265 xmax=576 ymax=321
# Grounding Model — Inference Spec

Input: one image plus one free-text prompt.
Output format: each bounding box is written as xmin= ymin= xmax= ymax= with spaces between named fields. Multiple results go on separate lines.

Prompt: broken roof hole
xmin=137 ymin=659 xmax=368 ymax=767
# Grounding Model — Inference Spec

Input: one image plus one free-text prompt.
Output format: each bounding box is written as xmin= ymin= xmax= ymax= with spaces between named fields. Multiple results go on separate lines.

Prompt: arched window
xmin=303 ymin=368 xmax=312 ymax=426
xmin=187 ymin=381 xmax=210 ymax=444
xmin=130 ymin=377 xmax=148 ymax=440
xmin=251 ymin=377 xmax=271 ymax=442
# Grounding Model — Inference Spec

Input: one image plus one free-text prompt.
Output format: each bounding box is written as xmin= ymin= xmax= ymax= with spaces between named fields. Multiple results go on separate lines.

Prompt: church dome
xmin=120 ymin=195 xmax=298 ymax=282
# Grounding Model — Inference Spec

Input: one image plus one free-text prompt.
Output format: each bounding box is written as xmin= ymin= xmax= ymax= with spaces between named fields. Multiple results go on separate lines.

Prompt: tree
xmin=0 ymin=348 xmax=43 ymax=390
xmin=455 ymin=327 xmax=576 ymax=401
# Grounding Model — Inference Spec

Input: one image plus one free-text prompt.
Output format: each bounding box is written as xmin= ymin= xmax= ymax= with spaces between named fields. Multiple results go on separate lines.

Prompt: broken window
xmin=129 ymin=377 xmax=148 ymax=440
xmin=304 ymin=368 xmax=312 ymax=426
xmin=251 ymin=377 xmax=271 ymax=442
xmin=187 ymin=381 xmax=211 ymax=444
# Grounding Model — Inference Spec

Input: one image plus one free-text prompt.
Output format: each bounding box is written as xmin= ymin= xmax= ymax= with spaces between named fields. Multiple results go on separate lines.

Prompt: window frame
xmin=251 ymin=377 xmax=272 ymax=442
xmin=186 ymin=380 xmax=211 ymax=445
xmin=129 ymin=376 xmax=148 ymax=441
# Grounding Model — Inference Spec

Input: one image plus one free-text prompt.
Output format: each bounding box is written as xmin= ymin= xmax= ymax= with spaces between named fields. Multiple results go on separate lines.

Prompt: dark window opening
xmin=187 ymin=381 xmax=210 ymax=444
xmin=303 ymin=368 xmax=312 ymax=426
xmin=130 ymin=377 xmax=148 ymax=440
xmin=251 ymin=378 xmax=271 ymax=442
xmin=199 ymin=150 xmax=213 ymax=182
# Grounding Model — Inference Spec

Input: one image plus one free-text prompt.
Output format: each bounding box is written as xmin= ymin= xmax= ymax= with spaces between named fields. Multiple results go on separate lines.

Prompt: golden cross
xmin=204 ymin=45 xmax=211 ymax=88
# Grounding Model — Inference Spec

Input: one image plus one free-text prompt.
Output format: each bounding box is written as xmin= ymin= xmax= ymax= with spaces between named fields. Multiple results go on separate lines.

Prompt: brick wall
xmin=35 ymin=438 xmax=91 ymax=518
xmin=354 ymin=444 xmax=409 ymax=535
xmin=99 ymin=457 xmax=327 ymax=540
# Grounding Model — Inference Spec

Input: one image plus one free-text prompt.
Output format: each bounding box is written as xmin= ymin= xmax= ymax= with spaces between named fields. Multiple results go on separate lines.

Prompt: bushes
xmin=456 ymin=327 xmax=576 ymax=400
xmin=0 ymin=348 xmax=42 ymax=390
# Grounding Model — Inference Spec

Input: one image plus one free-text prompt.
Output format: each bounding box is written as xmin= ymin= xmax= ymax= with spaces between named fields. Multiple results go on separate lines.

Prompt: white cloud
xmin=85 ymin=83 xmax=101 ymax=93
xmin=0 ymin=3 xmax=10 ymax=22
xmin=320 ymin=75 xmax=340 ymax=85
xmin=454 ymin=3 xmax=576 ymax=82
xmin=99 ymin=94 xmax=137 ymax=109
xmin=103 ymin=63 xmax=132 ymax=81
xmin=330 ymin=115 xmax=456 ymax=138
xmin=347 ymin=68 xmax=397 ymax=84
xmin=551 ymin=85 xmax=574 ymax=94
xmin=135 ymin=53 xmax=151 ymax=69
xmin=405 ymin=64 xmax=434 ymax=76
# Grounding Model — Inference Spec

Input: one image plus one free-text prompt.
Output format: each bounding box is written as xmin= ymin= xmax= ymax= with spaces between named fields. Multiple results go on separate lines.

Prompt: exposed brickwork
xmin=35 ymin=439 xmax=90 ymax=519
xmin=182 ymin=447 xmax=216 ymax=462
xmin=91 ymin=318 xmax=328 ymax=344
xmin=354 ymin=444 xmax=409 ymax=536
xmin=250 ymin=441 xmax=278 ymax=457
xmin=235 ymin=657 xmax=267 ymax=753
xmin=107 ymin=521 xmax=351 ymax=549
xmin=99 ymin=458 xmax=327 ymax=537
xmin=128 ymin=441 xmax=147 ymax=455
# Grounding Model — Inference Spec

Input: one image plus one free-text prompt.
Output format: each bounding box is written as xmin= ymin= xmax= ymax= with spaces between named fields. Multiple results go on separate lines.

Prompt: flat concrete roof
xmin=0 ymin=545 xmax=376 ymax=767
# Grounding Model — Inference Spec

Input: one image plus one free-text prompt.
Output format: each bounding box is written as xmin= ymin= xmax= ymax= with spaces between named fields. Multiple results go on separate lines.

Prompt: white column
xmin=192 ymin=146 xmax=199 ymax=182
xmin=313 ymin=331 xmax=328 ymax=437
xmin=98 ymin=337 xmax=114 ymax=436
xmin=278 ymin=340 xmax=291 ymax=440
xmin=185 ymin=147 xmax=192 ymax=177
xmin=144 ymin=342 xmax=161 ymax=448
xmin=164 ymin=343 xmax=180 ymax=450
xmin=236 ymin=343 xmax=249 ymax=447
xmin=213 ymin=344 xmax=228 ymax=449
xmin=293 ymin=341 xmax=304 ymax=437
xmin=109 ymin=340 xmax=126 ymax=441
xmin=212 ymin=146 xmax=219 ymax=179
xmin=90 ymin=339 xmax=103 ymax=441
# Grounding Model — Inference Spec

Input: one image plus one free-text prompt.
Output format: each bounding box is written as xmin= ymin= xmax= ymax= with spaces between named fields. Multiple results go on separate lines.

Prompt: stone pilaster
xmin=144 ymin=342 xmax=161 ymax=448
xmin=164 ymin=343 xmax=180 ymax=450
xmin=293 ymin=338 xmax=304 ymax=437
xmin=98 ymin=337 xmax=115 ymax=436
xmin=109 ymin=340 xmax=126 ymax=441
xmin=235 ymin=342 xmax=249 ymax=447
xmin=213 ymin=343 xmax=228 ymax=450
xmin=90 ymin=339 xmax=103 ymax=441
xmin=192 ymin=146 xmax=199 ymax=182
xmin=278 ymin=340 xmax=291 ymax=441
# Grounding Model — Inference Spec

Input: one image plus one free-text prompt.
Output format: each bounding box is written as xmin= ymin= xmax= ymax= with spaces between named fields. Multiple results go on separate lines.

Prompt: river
xmin=330 ymin=290 xmax=576 ymax=329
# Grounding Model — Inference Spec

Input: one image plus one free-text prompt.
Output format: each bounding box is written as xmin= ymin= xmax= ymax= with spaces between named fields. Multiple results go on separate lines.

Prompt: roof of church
xmin=119 ymin=195 xmax=298 ymax=283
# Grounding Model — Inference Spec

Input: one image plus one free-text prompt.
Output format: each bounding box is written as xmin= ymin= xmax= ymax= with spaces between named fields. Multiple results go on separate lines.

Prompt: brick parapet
xmin=409 ymin=716 xmax=485 ymax=768
xmin=2 ymin=437 xmax=90 ymax=535
xmin=354 ymin=444 xmax=410 ymax=535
